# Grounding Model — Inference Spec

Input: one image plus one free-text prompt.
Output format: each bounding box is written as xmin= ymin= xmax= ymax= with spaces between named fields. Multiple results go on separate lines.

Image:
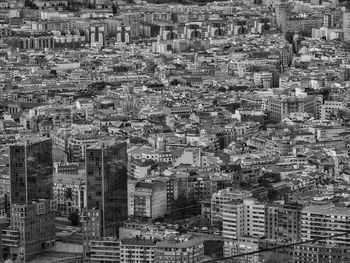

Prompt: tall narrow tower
xmin=86 ymin=140 xmax=128 ymax=237
xmin=276 ymin=0 xmax=291 ymax=33
xmin=343 ymin=12 xmax=350 ymax=41
xmin=9 ymin=138 xmax=53 ymax=205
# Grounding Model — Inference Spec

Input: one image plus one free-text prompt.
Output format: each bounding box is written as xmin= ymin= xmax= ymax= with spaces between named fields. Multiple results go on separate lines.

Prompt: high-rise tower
xmin=343 ymin=12 xmax=350 ymax=41
xmin=276 ymin=0 xmax=291 ymax=33
xmin=86 ymin=140 xmax=128 ymax=237
xmin=9 ymin=138 xmax=53 ymax=205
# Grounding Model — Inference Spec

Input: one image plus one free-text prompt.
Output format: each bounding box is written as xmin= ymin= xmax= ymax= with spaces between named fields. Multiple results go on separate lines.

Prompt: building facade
xmin=86 ymin=141 xmax=128 ymax=237
xmin=9 ymin=138 xmax=53 ymax=205
xmin=2 ymin=199 xmax=57 ymax=262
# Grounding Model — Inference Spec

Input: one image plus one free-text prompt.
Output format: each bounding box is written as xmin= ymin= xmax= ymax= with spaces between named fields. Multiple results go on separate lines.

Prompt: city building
xmin=120 ymin=238 xmax=156 ymax=263
xmin=86 ymin=140 xmax=128 ymax=237
xmin=222 ymin=198 xmax=265 ymax=257
xmin=268 ymin=96 xmax=316 ymax=123
xmin=89 ymin=237 xmax=120 ymax=263
xmin=276 ymin=0 xmax=291 ymax=33
xmin=210 ymin=188 xmax=252 ymax=228
xmin=265 ymin=201 xmax=303 ymax=242
xmin=90 ymin=25 xmax=105 ymax=48
xmin=53 ymin=173 xmax=86 ymax=215
xmin=128 ymin=180 xmax=167 ymax=220
xmin=9 ymin=137 xmax=53 ymax=205
xmin=2 ymin=199 xmax=57 ymax=262
xmin=343 ymin=12 xmax=350 ymax=41
xmin=301 ymin=205 xmax=350 ymax=247
xmin=154 ymin=235 xmax=205 ymax=263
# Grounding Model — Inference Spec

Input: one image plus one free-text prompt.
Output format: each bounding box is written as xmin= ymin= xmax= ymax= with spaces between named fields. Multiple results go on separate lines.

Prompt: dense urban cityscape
xmin=0 ymin=0 xmax=349 ymax=262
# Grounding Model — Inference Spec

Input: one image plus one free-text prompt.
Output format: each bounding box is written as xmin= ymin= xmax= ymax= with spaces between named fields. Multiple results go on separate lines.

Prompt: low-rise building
xmin=89 ymin=237 xmax=120 ymax=263
xmin=154 ymin=235 xmax=204 ymax=263
xmin=128 ymin=180 xmax=167 ymax=220
xmin=120 ymin=239 xmax=156 ymax=263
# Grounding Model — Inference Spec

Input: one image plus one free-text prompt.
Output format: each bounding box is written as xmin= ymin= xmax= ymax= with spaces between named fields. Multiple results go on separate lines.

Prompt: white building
xmin=211 ymin=188 xmax=252 ymax=227
xmin=222 ymin=198 xmax=265 ymax=257
xmin=253 ymin=71 xmax=273 ymax=89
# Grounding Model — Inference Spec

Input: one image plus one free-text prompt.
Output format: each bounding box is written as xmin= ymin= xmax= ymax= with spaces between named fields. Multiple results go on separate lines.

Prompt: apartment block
xmin=2 ymin=199 xmax=56 ymax=262
xmin=128 ymin=180 xmax=167 ymax=220
xmin=120 ymin=239 xmax=156 ymax=263
xmin=154 ymin=236 xmax=204 ymax=263
xmin=222 ymin=198 xmax=265 ymax=257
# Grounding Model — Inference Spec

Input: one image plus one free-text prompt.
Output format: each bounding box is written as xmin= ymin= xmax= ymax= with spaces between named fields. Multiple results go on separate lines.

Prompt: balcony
xmin=2 ymin=229 xmax=20 ymax=247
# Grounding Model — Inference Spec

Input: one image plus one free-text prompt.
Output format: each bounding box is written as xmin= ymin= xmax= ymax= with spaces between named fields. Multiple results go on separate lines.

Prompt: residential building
xmin=265 ymin=201 xmax=303 ymax=242
xmin=343 ymin=12 xmax=350 ymax=41
xmin=222 ymin=198 xmax=265 ymax=257
xmin=120 ymin=239 xmax=156 ymax=263
xmin=128 ymin=180 xmax=167 ymax=220
xmin=211 ymin=188 xmax=252 ymax=228
xmin=2 ymin=199 xmax=56 ymax=262
xmin=89 ymin=237 xmax=120 ymax=263
xmin=154 ymin=235 xmax=204 ymax=263
xmin=268 ymin=96 xmax=316 ymax=123
xmin=276 ymin=0 xmax=291 ymax=33
xmin=301 ymin=205 xmax=350 ymax=247
xmin=90 ymin=25 xmax=105 ymax=48
xmin=254 ymin=71 xmax=273 ymax=89
xmin=53 ymin=173 xmax=86 ymax=215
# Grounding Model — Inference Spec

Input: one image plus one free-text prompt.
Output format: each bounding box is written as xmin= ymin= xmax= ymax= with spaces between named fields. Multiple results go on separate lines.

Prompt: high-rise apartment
xmin=86 ymin=140 xmax=128 ymax=237
xmin=222 ymin=198 xmax=265 ymax=257
xmin=343 ymin=12 xmax=350 ymax=41
xmin=90 ymin=25 xmax=105 ymax=48
xmin=210 ymin=188 xmax=252 ymax=228
xmin=128 ymin=180 xmax=167 ymax=220
xmin=9 ymin=138 xmax=53 ymax=205
xmin=276 ymin=0 xmax=291 ymax=33
xmin=265 ymin=201 xmax=303 ymax=242
xmin=293 ymin=205 xmax=350 ymax=262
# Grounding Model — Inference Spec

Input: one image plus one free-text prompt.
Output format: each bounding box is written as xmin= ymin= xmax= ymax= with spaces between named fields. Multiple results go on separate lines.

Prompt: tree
xmin=25 ymin=0 xmax=39 ymax=9
xmin=68 ymin=211 xmax=80 ymax=226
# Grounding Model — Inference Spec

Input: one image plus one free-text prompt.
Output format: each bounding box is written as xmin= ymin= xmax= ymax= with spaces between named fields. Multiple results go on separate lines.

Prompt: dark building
xmin=265 ymin=201 xmax=304 ymax=242
xmin=4 ymin=35 xmax=55 ymax=50
xmin=86 ymin=140 xmax=128 ymax=237
xmin=2 ymin=200 xmax=56 ymax=262
xmin=0 ymin=217 xmax=10 ymax=262
xmin=9 ymin=138 xmax=53 ymax=205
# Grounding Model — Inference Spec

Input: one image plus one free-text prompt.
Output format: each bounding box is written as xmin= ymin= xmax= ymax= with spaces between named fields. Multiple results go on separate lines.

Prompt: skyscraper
xmin=86 ymin=140 xmax=128 ymax=237
xmin=276 ymin=0 xmax=291 ymax=33
xmin=9 ymin=138 xmax=53 ymax=205
xmin=343 ymin=12 xmax=350 ymax=41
